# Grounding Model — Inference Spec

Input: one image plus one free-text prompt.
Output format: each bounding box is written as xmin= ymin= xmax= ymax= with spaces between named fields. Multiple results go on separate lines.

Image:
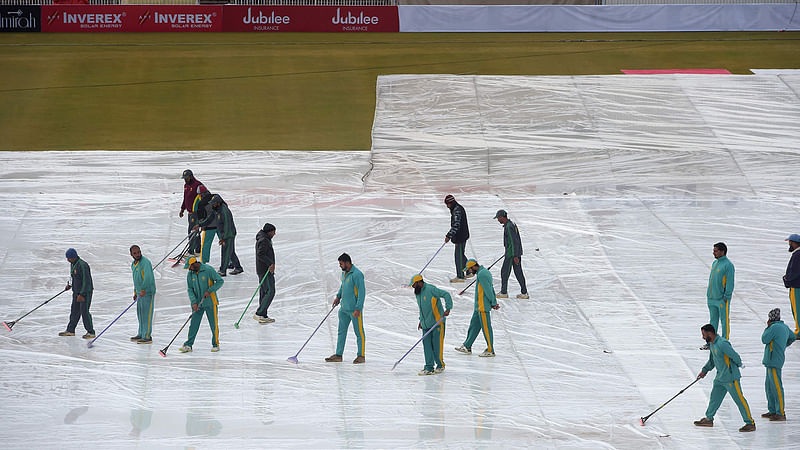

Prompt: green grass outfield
xmin=1 ymin=32 xmax=798 ymax=151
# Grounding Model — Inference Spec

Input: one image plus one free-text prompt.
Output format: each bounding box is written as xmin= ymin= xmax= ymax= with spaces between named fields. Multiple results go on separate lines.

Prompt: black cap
xmin=182 ymin=169 xmax=193 ymax=179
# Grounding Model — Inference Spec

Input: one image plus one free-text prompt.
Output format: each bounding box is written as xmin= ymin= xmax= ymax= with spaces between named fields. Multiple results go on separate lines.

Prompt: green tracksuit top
xmin=707 ymin=256 xmax=734 ymax=302
xmin=187 ymin=263 xmax=224 ymax=308
xmin=761 ymin=320 xmax=796 ymax=369
xmin=474 ymin=266 xmax=497 ymax=312
xmin=215 ymin=203 xmax=237 ymax=240
xmin=337 ymin=265 xmax=365 ymax=313
xmin=702 ymin=335 xmax=743 ymax=383
xmin=131 ymin=256 xmax=156 ymax=296
xmin=415 ymin=282 xmax=453 ymax=329
xmin=503 ymin=220 xmax=523 ymax=258
xmin=70 ymin=258 xmax=93 ymax=297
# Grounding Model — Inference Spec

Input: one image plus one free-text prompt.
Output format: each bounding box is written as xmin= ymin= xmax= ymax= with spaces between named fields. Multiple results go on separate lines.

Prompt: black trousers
xmin=67 ymin=292 xmax=94 ymax=334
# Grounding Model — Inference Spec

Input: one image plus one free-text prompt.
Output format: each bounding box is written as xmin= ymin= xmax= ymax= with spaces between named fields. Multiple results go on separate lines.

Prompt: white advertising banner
xmin=398 ymin=4 xmax=800 ymax=32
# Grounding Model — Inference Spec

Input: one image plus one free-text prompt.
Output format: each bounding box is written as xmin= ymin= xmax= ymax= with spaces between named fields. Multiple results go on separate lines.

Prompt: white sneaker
xmin=211 ymin=346 xmax=220 ymax=352
xmin=434 ymin=366 xmax=445 ymax=374
xmin=178 ymin=345 xmax=192 ymax=353
xmin=479 ymin=349 xmax=495 ymax=357
xmin=258 ymin=317 xmax=276 ymax=324
xmin=516 ymin=293 xmax=529 ymax=299
xmin=450 ymin=278 xmax=466 ymax=283
xmin=253 ymin=314 xmax=264 ymax=321
xmin=454 ymin=345 xmax=471 ymax=354
xmin=418 ymin=369 xmax=435 ymax=376
xmin=496 ymin=293 xmax=509 ymax=298
xmin=465 ymin=272 xmax=475 ymax=278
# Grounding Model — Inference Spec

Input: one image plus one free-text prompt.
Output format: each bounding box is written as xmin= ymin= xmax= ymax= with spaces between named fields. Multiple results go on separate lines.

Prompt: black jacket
xmin=446 ymin=202 xmax=470 ymax=244
xmin=785 ymin=250 xmax=800 ymax=288
xmin=255 ymin=230 xmax=275 ymax=274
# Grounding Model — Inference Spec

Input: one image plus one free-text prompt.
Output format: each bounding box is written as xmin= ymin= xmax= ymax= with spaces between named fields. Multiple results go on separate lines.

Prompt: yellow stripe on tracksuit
xmin=733 ymin=380 xmax=753 ymax=422
xmin=355 ymin=285 xmax=365 ymax=356
xmin=431 ymin=298 xmax=445 ymax=365
xmin=209 ymin=278 xmax=219 ymax=346
xmin=791 ymin=288 xmax=799 ymax=334
xmin=477 ymin=284 xmax=493 ymax=353
xmin=772 ymin=368 xmax=785 ymax=415
xmin=722 ymin=276 xmax=730 ymax=339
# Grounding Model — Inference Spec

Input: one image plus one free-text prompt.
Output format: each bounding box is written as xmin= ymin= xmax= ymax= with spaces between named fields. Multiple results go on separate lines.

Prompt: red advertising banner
xmin=223 ymin=6 xmax=398 ymax=32
xmin=42 ymin=5 xmax=222 ymax=32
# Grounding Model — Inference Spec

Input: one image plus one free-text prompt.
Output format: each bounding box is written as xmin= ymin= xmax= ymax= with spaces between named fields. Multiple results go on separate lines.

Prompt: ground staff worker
xmin=444 ymin=194 xmax=470 ymax=283
xmin=761 ymin=308 xmax=795 ymax=422
xmin=212 ymin=194 xmax=243 ymax=276
xmin=494 ymin=209 xmax=528 ymax=299
xmin=411 ymin=274 xmax=452 ymax=375
xmin=192 ymin=188 xmax=217 ymax=264
xmin=179 ymin=256 xmax=224 ymax=353
xmin=254 ymin=223 xmax=276 ymax=323
xmin=455 ymin=259 xmax=499 ymax=357
xmin=180 ymin=170 xmax=204 ymax=256
xmin=694 ymin=323 xmax=755 ymax=432
xmin=783 ymin=234 xmax=800 ymax=337
xmin=60 ymin=248 xmax=95 ymax=338
xmin=326 ymin=253 xmax=366 ymax=364
xmin=703 ymin=242 xmax=734 ymax=349
xmin=130 ymin=245 xmax=155 ymax=344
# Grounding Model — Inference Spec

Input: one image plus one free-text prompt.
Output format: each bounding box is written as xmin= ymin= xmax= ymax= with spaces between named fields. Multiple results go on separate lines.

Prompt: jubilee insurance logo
xmin=330 ymin=7 xmax=379 ymax=30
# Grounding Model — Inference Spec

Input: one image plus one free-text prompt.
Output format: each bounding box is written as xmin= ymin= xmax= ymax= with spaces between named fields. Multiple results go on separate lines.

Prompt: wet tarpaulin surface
xmin=1 ymin=74 xmax=799 ymax=448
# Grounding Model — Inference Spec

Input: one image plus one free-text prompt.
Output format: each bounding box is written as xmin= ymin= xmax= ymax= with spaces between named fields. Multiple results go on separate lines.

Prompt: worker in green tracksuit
xmin=60 ymin=248 xmax=95 ymax=338
xmin=455 ymin=259 xmax=499 ymax=357
xmin=130 ymin=245 xmax=156 ymax=344
xmin=704 ymin=242 xmax=734 ymax=349
xmin=494 ymin=209 xmax=528 ymax=299
xmin=411 ymin=274 xmax=453 ymax=375
xmin=326 ymin=253 xmax=366 ymax=364
xmin=180 ymin=256 xmax=224 ymax=353
xmin=212 ymin=194 xmax=242 ymax=276
xmin=694 ymin=323 xmax=755 ymax=432
xmin=761 ymin=308 xmax=796 ymax=421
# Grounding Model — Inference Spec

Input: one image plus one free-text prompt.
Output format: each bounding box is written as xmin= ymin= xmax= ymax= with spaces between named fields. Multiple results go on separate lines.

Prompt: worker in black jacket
xmin=444 ymin=194 xmax=470 ymax=283
xmin=783 ymin=233 xmax=800 ymax=336
xmin=254 ymin=223 xmax=277 ymax=323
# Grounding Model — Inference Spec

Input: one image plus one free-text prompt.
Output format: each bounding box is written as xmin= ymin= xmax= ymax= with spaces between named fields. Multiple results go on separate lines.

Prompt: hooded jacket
xmin=255 ymin=230 xmax=275 ymax=274
xmin=182 ymin=178 xmax=204 ymax=213
xmin=70 ymin=258 xmax=93 ymax=297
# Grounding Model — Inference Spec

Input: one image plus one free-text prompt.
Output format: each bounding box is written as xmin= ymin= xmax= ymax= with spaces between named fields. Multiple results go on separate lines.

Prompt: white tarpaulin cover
xmin=398 ymin=4 xmax=800 ymax=32
xmin=1 ymin=74 xmax=799 ymax=448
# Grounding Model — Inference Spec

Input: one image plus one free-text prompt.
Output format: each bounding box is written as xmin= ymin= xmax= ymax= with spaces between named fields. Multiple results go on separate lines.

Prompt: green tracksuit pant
xmin=136 ymin=294 xmax=154 ymax=340
xmin=765 ymin=367 xmax=786 ymax=416
xmin=336 ymin=309 xmax=365 ymax=357
xmin=705 ymin=379 xmax=754 ymax=424
xmin=255 ymin=271 xmax=275 ymax=318
xmin=464 ymin=310 xmax=493 ymax=353
xmin=67 ymin=292 xmax=94 ymax=334
xmin=422 ymin=323 xmax=445 ymax=372
xmin=201 ymin=229 xmax=217 ymax=264
xmin=708 ymin=300 xmax=731 ymax=339
xmin=184 ymin=303 xmax=219 ymax=348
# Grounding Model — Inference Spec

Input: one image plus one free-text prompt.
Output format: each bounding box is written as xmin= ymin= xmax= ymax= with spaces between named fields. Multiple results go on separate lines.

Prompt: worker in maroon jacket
xmin=180 ymin=169 xmax=204 ymax=256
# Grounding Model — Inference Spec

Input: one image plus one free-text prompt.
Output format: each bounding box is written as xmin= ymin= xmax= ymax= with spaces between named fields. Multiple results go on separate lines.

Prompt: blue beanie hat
xmin=65 ymin=248 xmax=78 ymax=259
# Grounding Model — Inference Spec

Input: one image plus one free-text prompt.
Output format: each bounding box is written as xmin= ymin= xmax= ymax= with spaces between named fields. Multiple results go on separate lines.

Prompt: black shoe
xmin=230 ymin=268 xmax=243 ymax=275
xmin=699 ymin=343 xmax=710 ymax=350
xmin=217 ymin=271 xmax=226 ymax=277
